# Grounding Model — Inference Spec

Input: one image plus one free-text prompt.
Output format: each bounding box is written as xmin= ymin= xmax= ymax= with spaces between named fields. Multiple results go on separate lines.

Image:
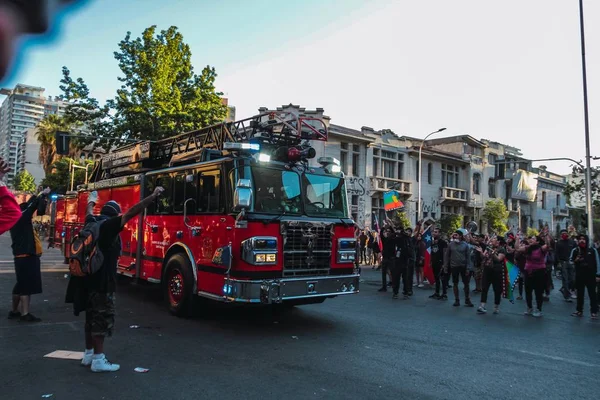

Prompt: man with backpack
xmin=66 ymin=187 xmax=164 ymax=373
xmin=8 ymin=187 xmax=50 ymax=322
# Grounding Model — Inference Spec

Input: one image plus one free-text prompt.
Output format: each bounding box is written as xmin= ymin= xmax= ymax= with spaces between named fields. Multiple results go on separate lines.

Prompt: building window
xmin=473 ymin=173 xmax=481 ymax=195
xmin=541 ymin=191 xmax=546 ymax=210
xmin=556 ymin=194 xmax=560 ymax=208
xmin=373 ymin=155 xmax=379 ymax=176
xmin=352 ymin=145 xmax=360 ymax=176
xmin=488 ymin=178 xmax=496 ymax=198
xmin=427 ymin=163 xmax=433 ymax=184
xmin=441 ymin=164 xmax=459 ymax=188
xmin=340 ymin=142 xmax=348 ymax=175
xmin=397 ymin=162 xmax=404 ymax=180
xmin=371 ymin=195 xmax=386 ymax=229
xmin=382 ymin=159 xmax=395 ymax=178
xmin=416 ymin=159 xmax=419 ymax=182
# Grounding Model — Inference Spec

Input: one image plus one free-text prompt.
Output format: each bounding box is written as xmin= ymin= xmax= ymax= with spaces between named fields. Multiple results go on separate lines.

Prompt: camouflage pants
xmin=85 ymin=291 xmax=115 ymax=337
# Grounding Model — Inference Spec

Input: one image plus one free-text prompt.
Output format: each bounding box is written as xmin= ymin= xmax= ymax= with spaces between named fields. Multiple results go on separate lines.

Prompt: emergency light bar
xmin=318 ymin=157 xmax=340 ymax=166
xmin=318 ymin=157 xmax=342 ymax=174
xmin=224 ymin=142 xmax=260 ymax=152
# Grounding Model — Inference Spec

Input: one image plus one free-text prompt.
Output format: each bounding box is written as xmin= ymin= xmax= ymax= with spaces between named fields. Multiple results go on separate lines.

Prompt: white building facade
xmin=0 ymin=84 xmax=68 ymax=185
xmin=258 ymin=104 xmax=570 ymax=234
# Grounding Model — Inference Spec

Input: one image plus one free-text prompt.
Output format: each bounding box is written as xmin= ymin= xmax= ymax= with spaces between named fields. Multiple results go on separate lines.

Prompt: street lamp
xmin=578 ymin=0 xmax=594 ymax=240
xmin=418 ymin=128 xmax=447 ymax=222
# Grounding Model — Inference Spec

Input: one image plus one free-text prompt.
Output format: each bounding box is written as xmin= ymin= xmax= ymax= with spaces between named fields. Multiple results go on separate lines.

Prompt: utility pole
xmin=579 ymin=0 xmax=594 ymax=239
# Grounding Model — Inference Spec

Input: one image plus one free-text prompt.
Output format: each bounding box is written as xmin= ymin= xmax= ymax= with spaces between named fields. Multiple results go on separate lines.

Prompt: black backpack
xmin=68 ymin=219 xmax=105 ymax=277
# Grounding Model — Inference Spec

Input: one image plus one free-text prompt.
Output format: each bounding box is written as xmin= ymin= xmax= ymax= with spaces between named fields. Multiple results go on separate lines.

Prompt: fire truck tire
xmin=163 ymin=254 xmax=194 ymax=317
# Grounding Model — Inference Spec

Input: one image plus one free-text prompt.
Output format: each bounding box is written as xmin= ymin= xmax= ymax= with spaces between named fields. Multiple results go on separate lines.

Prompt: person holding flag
xmin=477 ymin=237 xmax=507 ymax=314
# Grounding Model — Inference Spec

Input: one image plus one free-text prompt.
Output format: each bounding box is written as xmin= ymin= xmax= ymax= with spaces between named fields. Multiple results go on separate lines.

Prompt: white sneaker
xmin=524 ymin=308 xmax=533 ymax=316
xmin=418 ymin=284 xmax=424 ymax=288
xmin=532 ymin=309 xmax=543 ymax=318
xmin=91 ymin=356 xmax=120 ymax=372
xmin=493 ymin=307 xmax=500 ymax=315
xmin=81 ymin=352 xmax=93 ymax=367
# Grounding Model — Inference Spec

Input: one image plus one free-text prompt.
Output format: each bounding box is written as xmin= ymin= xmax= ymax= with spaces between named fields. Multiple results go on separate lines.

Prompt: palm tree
xmin=35 ymin=114 xmax=72 ymax=175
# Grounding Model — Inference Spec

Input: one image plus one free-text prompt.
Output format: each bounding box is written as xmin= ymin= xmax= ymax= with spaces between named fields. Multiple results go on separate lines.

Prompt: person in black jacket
xmin=555 ymin=229 xmax=576 ymax=301
xmin=8 ymin=187 xmax=50 ymax=322
xmin=394 ymin=228 xmax=412 ymax=299
xmin=570 ymin=234 xmax=599 ymax=319
xmin=429 ymin=227 xmax=448 ymax=300
xmin=378 ymin=226 xmax=396 ymax=293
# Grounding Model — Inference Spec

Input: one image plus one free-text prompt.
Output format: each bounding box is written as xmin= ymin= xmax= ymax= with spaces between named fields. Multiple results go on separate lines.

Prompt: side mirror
xmin=234 ymin=178 xmax=252 ymax=211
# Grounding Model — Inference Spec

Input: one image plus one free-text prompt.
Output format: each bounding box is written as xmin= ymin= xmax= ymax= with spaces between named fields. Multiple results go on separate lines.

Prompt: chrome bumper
xmin=212 ymin=274 xmax=360 ymax=304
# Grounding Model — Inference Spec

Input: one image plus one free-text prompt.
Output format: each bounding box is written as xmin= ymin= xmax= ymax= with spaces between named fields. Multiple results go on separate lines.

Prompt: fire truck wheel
xmin=163 ymin=253 xmax=194 ymax=317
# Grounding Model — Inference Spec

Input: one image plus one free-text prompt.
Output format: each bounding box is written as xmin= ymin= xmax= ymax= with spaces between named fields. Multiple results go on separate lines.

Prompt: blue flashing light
xmin=339 ymin=239 xmax=356 ymax=250
xmin=223 ymin=284 xmax=233 ymax=295
xmin=50 ymin=194 xmax=58 ymax=200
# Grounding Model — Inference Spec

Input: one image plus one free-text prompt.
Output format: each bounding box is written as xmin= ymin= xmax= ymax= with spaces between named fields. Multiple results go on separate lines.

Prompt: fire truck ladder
xmin=92 ymin=111 xmax=328 ymax=181
xmin=150 ymin=111 xmax=328 ymax=166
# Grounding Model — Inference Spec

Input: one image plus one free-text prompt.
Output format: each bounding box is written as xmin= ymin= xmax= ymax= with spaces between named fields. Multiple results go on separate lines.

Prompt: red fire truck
xmin=51 ymin=111 xmax=360 ymax=316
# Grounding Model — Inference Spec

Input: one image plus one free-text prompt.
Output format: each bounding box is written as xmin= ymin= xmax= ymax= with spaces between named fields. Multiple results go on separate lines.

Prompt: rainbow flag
xmin=383 ymin=191 xmax=404 ymax=211
xmin=502 ymin=260 xmax=520 ymax=303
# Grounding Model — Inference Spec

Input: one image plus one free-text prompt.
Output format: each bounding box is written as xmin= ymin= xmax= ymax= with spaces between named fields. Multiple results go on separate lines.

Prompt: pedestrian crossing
xmin=0 ymin=234 xmax=67 ymax=271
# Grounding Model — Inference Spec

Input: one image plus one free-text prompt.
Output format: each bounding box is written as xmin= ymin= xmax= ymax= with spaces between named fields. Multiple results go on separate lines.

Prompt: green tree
xmin=58 ymin=66 xmax=111 ymax=150
xmin=389 ymin=210 xmax=411 ymax=230
xmin=482 ymin=199 xmax=509 ymax=236
xmin=13 ymin=169 xmax=37 ymax=192
xmin=440 ymin=214 xmax=462 ymax=236
xmin=109 ymin=25 xmax=227 ymax=142
xmin=564 ymin=165 xmax=600 ymax=217
xmin=35 ymin=114 xmax=73 ymax=175
xmin=41 ymin=158 xmax=93 ymax=194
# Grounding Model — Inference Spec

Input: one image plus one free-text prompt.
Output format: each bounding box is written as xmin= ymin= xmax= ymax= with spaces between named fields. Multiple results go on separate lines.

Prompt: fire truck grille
xmin=281 ymin=221 xmax=332 ymax=277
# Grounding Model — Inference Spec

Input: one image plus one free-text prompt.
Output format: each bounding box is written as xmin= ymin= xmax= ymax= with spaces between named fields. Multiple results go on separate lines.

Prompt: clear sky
xmin=2 ymin=0 xmax=599 ymax=175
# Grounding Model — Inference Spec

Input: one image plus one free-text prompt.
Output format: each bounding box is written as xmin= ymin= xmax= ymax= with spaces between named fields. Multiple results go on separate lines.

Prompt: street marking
xmin=0 ymin=321 xmax=79 ymax=331
xmin=517 ymin=350 xmax=598 ymax=367
xmin=0 ymin=269 xmax=68 ymax=274
xmin=44 ymin=350 xmax=84 ymax=360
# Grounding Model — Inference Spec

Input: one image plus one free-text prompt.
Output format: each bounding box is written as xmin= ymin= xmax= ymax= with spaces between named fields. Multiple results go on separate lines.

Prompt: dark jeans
xmin=407 ymin=259 xmax=415 ymax=288
xmin=545 ymin=264 xmax=554 ymax=295
xmin=481 ymin=267 xmax=503 ymax=306
xmin=575 ymin=267 xmax=598 ymax=314
xmin=360 ymin=247 xmax=367 ymax=264
xmin=451 ymin=266 xmax=471 ymax=301
xmin=391 ymin=259 xmax=408 ymax=295
xmin=525 ymin=269 xmax=545 ymax=311
xmin=433 ymin=262 xmax=447 ymax=295
xmin=380 ymin=258 xmax=393 ymax=287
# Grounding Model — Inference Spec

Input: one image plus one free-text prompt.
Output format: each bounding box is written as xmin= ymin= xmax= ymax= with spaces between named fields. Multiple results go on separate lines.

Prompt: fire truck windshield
xmin=302 ymin=173 xmax=348 ymax=218
xmin=251 ymin=167 xmax=348 ymax=218
xmin=253 ymin=168 xmax=302 ymax=214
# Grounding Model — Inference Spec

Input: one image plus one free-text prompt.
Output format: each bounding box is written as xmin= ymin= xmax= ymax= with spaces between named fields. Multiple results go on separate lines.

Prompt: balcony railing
xmin=440 ymin=187 xmax=467 ymax=202
xmin=553 ymin=207 xmax=569 ymax=217
xmin=370 ymin=177 xmax=412 ymax=195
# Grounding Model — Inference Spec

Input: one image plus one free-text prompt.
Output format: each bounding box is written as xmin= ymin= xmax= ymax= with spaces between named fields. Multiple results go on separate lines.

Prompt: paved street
xmin=0 ymin=233 xmax=598 ymax=400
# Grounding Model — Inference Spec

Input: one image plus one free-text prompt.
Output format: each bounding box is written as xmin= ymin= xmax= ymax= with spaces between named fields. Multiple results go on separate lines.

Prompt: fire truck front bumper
xmin=219 ymin=274 xmax=360 ymax=304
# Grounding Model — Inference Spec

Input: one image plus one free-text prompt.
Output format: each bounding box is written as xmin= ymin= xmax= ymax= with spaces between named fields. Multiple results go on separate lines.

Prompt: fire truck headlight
xmin=242 ymin=237 xmax=278 ymax=265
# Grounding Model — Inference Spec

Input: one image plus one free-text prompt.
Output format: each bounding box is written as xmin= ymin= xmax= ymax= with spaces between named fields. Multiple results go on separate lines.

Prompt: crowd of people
xmin=357 ymin=220 xmax=600 ymax=319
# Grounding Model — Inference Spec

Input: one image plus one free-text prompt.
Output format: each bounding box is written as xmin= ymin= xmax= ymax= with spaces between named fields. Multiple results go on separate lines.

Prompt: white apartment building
xmin=0 ymin=84 xmax=67 ymax=185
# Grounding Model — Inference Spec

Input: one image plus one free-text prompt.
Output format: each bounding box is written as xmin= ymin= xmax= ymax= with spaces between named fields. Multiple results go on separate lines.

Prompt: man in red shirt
xmin=0 ymin=157 xmax=20 ymax=235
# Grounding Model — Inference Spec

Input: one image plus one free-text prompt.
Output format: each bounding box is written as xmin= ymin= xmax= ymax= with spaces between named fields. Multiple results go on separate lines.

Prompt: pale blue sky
xmin=2 ymin=0 xmax=600 ymax=175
